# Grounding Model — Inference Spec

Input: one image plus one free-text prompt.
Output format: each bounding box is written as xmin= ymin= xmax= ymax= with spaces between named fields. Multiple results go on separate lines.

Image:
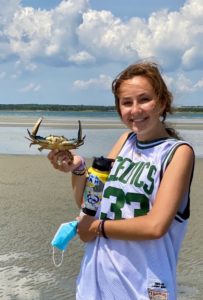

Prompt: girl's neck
xmin=136 ymin=123 xmax=170 ymax=142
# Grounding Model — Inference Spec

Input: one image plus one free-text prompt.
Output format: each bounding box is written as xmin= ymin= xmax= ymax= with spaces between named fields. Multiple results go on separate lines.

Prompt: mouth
xmin=129 ymin=116 xmax=148 ymax=123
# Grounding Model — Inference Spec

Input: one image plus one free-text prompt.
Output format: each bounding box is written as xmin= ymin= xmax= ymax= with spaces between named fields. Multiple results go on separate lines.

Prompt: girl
xmin=48 ymin=61 xmax=194 ymax=300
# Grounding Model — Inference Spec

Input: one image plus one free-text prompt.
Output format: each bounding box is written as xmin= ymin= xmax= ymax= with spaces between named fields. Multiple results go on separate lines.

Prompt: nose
xmin=131 ymin=101 xmax=142 ymax=114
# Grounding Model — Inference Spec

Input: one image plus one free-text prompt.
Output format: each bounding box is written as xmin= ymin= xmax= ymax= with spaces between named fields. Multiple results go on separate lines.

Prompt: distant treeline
xmin=0 ymin=104 xmax=115 ymax=112
xmin=174 ymin=106 xmax=203 ymax=113
xmin=0 ymin=104 xmax=202 ymax=113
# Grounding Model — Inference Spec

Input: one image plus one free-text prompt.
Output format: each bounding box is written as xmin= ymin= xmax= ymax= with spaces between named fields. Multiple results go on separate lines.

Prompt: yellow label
xmin=88 ymin=167 xmax=109 ymax=184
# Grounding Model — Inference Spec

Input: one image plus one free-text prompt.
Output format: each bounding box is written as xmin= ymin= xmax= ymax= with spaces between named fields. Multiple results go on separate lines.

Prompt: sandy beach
xmin=0 ymin=153 xmax=202 ymax=299
xmin=0 ymin=115 xmax=203 ymax=130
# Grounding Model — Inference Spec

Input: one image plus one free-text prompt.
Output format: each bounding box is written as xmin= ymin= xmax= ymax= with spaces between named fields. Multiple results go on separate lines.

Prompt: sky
xmin=0 ymin=0 xmax=202 ymax=106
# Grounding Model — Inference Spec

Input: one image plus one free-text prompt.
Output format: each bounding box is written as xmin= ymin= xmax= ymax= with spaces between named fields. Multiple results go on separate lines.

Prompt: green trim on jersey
xmin=136 ymin=137 xmax=177 ymax=150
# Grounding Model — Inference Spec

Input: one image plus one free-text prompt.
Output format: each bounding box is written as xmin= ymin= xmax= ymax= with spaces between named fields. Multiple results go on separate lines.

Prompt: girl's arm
xmin=47 ymin=150 xmax=87 ymax=208
xmin=77 ymin=144 xmax=194 ymax=242
xmin=71 ymin=170 xmax=87 ymax=208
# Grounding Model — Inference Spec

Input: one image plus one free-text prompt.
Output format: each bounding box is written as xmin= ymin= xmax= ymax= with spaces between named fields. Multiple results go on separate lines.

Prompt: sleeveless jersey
xmin=76 ymin=134 xmax=194 ymax=300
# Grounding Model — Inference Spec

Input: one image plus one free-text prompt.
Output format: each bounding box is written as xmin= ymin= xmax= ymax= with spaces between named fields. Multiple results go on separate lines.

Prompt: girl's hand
xmin=47 ymin=150 xmax=83 ymax=173
xmin=77 ymin=215 xmax=100 ymax=242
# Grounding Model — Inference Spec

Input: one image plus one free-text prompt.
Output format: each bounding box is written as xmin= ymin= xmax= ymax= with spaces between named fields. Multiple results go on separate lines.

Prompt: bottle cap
xmin=92 ymin=156 xmax=115 ymax=171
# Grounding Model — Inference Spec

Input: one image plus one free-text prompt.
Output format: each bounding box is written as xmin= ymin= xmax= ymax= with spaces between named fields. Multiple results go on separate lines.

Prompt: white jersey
xmin=76 ymin=133 xmax=194 ymax=300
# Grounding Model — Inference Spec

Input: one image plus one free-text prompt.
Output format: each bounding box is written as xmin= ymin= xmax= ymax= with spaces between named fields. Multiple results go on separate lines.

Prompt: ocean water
xmin=0 ymin=109 xmax=202 ymax=120
xmin=0 ymin=110 xmax=203 ymax=157
xmin=0 ymin=127 xmax=202 ymax=158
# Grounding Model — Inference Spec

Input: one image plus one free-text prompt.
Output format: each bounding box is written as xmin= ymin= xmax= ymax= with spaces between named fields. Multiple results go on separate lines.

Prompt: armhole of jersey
xmin=118 ymin=131 xmax=135 ymax=155
xmin=160 ymin=142 xmax=195 ymax=222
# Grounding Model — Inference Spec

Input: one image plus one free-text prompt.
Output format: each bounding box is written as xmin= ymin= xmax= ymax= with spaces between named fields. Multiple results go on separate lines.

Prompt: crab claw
xmin=31 ymin=117 xmax=43 ymax=137
xmin=78 ymin=120 xmax=86 ymax=143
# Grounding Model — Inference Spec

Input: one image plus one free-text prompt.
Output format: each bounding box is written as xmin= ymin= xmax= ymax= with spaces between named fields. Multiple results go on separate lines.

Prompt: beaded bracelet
xmin=72 ymin=158 xmax=86 ymax=176
xmin=72 ymin=169 xmax=86 ymax=176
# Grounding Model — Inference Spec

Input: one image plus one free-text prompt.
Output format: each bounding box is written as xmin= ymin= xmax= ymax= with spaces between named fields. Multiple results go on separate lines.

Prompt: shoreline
xmin=0 ymin=116 xmax=203 ymax=130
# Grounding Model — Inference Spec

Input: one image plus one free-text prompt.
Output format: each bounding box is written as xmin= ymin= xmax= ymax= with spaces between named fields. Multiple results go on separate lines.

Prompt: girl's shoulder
xmin=107 ymin=131 xmax=133 ymax=159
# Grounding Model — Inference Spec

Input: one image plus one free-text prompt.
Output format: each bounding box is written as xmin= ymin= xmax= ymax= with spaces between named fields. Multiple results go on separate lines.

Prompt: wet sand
xmin=0 ymin=154 xmax=202 ymax=299
xmin=177 ymin=158 xmax=203 ymax=299
xmin=0 ymin=115 xmax=203 ymax=130
xmin=0 ymin=154 xmax=83 ymax=299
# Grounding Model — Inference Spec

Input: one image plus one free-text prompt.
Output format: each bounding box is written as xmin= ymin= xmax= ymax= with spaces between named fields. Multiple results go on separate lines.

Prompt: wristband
xmin=73 ymin=157 xmax=86 ymax=171
xmin=72 ymin=169 xmax=86 ymax=176
xmin=101 ymin=220 xmax=108 ymax=239
xmin=97 ymin=220 xmax=108 ymax=239
xmin=72 ymin=158 xmax=86 ymax=176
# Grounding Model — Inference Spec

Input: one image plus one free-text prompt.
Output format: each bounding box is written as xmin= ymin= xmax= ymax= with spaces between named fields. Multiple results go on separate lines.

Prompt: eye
xmin=139 ymin=95 xmax=152 ymax=103
xmin=120 ymin=98 xmax=133 ymax=107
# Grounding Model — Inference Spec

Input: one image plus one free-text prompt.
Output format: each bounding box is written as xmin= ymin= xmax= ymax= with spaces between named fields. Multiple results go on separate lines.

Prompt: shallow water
xmin=0 ymin=126 xmax=203 ymax=158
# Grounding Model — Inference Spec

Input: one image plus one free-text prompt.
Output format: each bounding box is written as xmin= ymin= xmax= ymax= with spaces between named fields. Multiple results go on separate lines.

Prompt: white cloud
xmin=19 ymin=82 xmax=41 ymax=93
xmin=5 ymin=7 xmax=53 ymax=61
xmin=166 ymin=73 xmax=203 ymax=95
xmin=0 ymin=72 xmax=6 ymax=79
xmin=68 ymin=51 xmax=95 ymax=64
xmin=77 ymin=10 xmax=137 ymax=62
xmin=0 ymin=0 xmax=202 ymax=72
xmin=74 ymin=71 xmax=203 ymax=96
xmin=176 ymin=74 xmax=195 ymax=93
xmin=77 ymin=0 xmax=203 ymax=69
xmin=0 ymin=0 xmax=20 ymax=24
xmin=3 ymin=0 xmax=89 ymax=66
xmin=182 ymin=0 xmax=203 ymax=20
xmin=10 ymin=73 xmax=19 ymax=79
xmin=194 ymin=78 xmax=203 ymax=89
xmin=73 ymin=74 xmax=112 ymax=90
xmin=182 ymin=45 xmax=203 ymax=70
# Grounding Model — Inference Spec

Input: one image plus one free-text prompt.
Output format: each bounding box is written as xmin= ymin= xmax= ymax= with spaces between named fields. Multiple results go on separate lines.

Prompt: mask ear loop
xmin=52 ymin=247 xmax=64 ymax=268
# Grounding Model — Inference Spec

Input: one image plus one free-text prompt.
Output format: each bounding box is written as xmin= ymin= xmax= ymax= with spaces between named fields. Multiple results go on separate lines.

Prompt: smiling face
xmin=118 ymin=76 xmax=168 ymax=141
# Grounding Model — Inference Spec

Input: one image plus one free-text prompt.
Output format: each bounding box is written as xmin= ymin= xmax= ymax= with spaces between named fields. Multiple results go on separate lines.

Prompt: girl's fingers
xmin=47 ymin=149 xmax=59 ymax=160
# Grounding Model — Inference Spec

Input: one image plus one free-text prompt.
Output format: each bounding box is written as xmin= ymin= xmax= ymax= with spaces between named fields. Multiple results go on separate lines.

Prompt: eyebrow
xmin=120 ymin=92 xmax=151 ymax=99
xmin=138 ymin=92 xmax=150 ymax=97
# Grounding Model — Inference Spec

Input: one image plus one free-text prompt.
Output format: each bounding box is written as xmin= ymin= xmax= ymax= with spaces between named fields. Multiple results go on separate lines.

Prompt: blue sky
xmin=0 ymin=0 xmax=202 ymax=106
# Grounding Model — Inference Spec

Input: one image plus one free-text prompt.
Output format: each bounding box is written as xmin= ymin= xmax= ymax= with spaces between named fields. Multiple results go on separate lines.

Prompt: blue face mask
xmin=51 ymin=220 xmax=78 ymax=267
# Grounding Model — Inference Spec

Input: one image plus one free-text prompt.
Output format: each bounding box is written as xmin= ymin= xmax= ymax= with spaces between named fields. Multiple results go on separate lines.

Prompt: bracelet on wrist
xmin=72 ymin=168 xmax=86 ymax=176
xmin=101 ymin=220 xmax=108 ymax=239
xmin=97 ymin=220 xmax=108 ymax=239
xmin=72 ymin=158 xmax=86 ymax=176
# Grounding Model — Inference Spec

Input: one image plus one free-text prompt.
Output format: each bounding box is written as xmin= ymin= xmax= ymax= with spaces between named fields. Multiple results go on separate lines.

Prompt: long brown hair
xmin=112 ymin=61 xmax=179 ymax=138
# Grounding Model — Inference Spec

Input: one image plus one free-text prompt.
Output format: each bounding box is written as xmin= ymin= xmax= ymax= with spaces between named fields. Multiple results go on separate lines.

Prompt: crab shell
xmin=26 ymin=118 xmax=85 ymax=162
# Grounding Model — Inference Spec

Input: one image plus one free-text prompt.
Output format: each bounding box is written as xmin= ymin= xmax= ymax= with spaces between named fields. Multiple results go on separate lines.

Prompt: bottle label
xmin=88 ymin=173 xmax=101 ymax=186
xmin=84 ymin=174 xmax=104 ymax=212
xmin=88 ymin=167 xmax=109 ymax=184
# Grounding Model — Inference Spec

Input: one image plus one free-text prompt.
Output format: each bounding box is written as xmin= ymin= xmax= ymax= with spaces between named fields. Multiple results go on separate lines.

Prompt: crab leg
xmin=78 ymin=120 xmax=82 ymax=141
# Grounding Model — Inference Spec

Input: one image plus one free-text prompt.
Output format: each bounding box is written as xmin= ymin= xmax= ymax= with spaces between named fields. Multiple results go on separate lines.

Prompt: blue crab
xmin=26 ymin=118 xmax=85 ymax=162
